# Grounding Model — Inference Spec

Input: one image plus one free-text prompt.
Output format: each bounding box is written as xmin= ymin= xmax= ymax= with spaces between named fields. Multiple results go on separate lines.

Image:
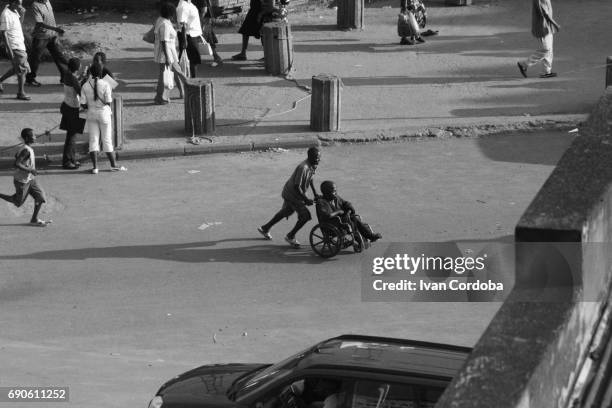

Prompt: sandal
xmin=30 ymin=219 xmax=52 ymax=227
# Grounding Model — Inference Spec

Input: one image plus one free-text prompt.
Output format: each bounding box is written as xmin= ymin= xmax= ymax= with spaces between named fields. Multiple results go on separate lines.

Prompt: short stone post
xmin=606 ymin=56 xmax=612 ymax=88
xmin=262 ymin=21 xmax=294 ymax=75
xmin=111 ymin=95 xmax=124 ymax=149
xmin=310 ymin=74 xmax=341 ymax=132
xmin=184 ymin=79 xmax=215 ymax=135
xmin=337 ymin=0 xmax=364 ymax=30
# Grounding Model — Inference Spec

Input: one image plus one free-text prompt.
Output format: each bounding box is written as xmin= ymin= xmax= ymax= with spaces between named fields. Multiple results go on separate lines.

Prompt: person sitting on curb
xmin=317 ymin=180 xmax=382 ymax=243
xmin=258 ymin=147 xmax=321 ymax=248
xmin=0 ymin=128 xmax=51 ymax=226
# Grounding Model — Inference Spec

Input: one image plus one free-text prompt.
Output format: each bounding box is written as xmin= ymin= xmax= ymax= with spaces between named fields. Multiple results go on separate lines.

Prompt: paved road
xmin=0 ymin=131 xmax=573 ymax=407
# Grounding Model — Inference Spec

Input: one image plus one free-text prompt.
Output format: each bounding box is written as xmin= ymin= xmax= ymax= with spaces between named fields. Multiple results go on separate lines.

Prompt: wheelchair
xmin=309 ymin=212 xmax=370 ymax=258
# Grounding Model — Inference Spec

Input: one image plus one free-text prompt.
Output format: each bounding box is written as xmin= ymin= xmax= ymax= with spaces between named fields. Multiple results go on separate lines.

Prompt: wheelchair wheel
xmin=310 ymin=223 xmax=342 ymax=258
xmin=353 ymin=231 xmax=365 ymax=253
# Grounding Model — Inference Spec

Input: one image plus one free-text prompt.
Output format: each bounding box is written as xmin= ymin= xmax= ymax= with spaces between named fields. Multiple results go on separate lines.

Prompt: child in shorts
xmin=0 ymin=128 xmax=50 ymax=226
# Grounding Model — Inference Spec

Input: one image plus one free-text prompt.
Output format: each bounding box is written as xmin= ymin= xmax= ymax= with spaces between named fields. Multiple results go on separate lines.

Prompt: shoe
xmin=30 ymin=219 xmax=52 ymax=227
xmin=25 ymin=79 xmax=42 ymax=87
xmin=154 ymin=99 xmax=169 ymax=105
xmin=400 ymin=37 xmax=413 ymax=45
xmin=16 ymin=94 xmax=31 ymax=100
xmin=257 ymin=226 xmax=272 ymax=240
xmin=540 ymin=72 xmax=558 ymax=78
xmin=369 ymin=233 xmax=382 ymax=243
xmin=0 ymin=83 xmax=3 ymax=93
xmin=91 ymin=168 xmax=99 ymax=174
xmin=285 ymin=236 xmax=301 ymax=248
xmin=213 ymin=55 xmax=224 ymax=64
xmin=111 ymin=166 xmax=128 ymax=171
xmin=62 ymin=163 xmax=79 ymax=170
xmin=74 ymin=161 xmax=81 ymax=166
xmin=517 ymin=62 xmax=527 ymax=78
xmin=415 ymin=36 xmax=425 ymax=43
xmin=231 ymin=53 xmax=247 ymax=61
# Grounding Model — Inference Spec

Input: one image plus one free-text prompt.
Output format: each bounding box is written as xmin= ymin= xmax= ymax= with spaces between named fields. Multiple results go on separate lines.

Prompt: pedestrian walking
xmin=177 ymin=0 xmax=202 ymax=78
xmin=0 ymin=128 xmax=51 ymax=226
xmin=59 ymin=57 xmax=86 ymax=170
xmin=153 ymin=1 xmax=187 ymax=104
xmin=517 ymin=0 xmax=560 ymax=79
xmin=25 ymin=0 xmax=68 ymax=87
xmin=257 ymin=147 xmax=321 ymax=248
xmin=0 ymin=0 xmax=30 ymax=100
xmin=231 ymin=0 xmax=263 ymax=61
xmin=199 ymin=0 xmax=223 ymax=66
xmin=80 ymin=63 xmax=126 ymax=174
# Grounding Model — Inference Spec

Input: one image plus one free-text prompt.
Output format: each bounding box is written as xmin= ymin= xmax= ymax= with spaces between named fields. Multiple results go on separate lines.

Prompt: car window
xmin=350 ymin=381 xmax=445 ymax=408
xmin=253 ymin=377 xmax=352 ymax=408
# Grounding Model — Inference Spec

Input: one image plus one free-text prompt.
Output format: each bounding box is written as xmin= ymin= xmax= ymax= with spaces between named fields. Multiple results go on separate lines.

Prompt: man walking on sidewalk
xmin=26 ymin=0 xmax=68 ymax=87
xmin=0 ymin=0 xmax=30 ymax=100
xmin=517 ymin=0 xmax=560 ymax=79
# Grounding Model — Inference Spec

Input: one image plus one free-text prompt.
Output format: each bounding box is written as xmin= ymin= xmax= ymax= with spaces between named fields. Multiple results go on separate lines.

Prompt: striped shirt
xmin=31 ymin=0 xmax=57 ymax=39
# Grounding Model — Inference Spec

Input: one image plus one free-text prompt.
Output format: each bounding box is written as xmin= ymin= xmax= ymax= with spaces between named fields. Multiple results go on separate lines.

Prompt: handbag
xmin=142 ymin=25 xmax=155 ymax=44
xmin=195 ymin=35 xmax=213 ymax=56
xmin=163 ymin=66 xmax=175 ymax=90
xmin=179 ymin=51 xmax=191 ymax=80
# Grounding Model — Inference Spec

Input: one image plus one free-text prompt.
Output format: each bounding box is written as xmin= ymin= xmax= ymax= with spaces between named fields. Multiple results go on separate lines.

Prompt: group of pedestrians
xmin=153 ymin=0 xmax=223 ymax=105
xmin=0 ymin=0 xmax=66 ymax=99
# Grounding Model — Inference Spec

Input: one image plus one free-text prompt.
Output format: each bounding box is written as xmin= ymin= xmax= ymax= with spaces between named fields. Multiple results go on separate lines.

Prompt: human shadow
xmin=291 ymin=24 xmax=338 ymax=32
xmin=0 ymin=238 xmax=330 ymax=265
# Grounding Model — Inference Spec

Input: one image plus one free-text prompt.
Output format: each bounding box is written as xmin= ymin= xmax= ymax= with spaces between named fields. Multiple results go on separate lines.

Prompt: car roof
xmin=295 ymin=334 xmax=471 ymax=380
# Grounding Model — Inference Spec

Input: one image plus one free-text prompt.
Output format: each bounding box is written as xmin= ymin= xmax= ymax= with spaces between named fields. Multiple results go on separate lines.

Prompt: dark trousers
xmin=62 ymin=133 xmax=77 ymax=166
xmin=26 ymin=36 xmax=68 ymax=82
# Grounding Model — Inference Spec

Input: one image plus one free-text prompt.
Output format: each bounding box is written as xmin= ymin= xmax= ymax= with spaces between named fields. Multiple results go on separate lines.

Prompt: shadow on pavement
xmin=0 ymin=238 xmax=332 ymax=265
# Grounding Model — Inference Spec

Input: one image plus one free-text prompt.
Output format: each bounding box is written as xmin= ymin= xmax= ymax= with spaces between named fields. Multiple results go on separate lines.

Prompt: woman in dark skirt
xmin=231 ymin=0 xmax=263 ymax=61
xmin=60 ymin=57 xmax=86 ymax=170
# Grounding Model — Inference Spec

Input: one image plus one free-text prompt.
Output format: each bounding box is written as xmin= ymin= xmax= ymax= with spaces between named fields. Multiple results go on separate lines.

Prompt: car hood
xmin=157 ymin=363 xmax=269 ymax=408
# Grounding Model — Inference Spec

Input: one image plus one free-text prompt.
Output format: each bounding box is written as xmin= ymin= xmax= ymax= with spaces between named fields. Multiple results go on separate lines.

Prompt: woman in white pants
xmin=80 ymin=63 xmax=126 ymax=174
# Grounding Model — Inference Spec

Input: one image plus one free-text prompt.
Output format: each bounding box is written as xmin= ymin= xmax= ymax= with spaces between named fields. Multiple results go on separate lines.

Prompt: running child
xmin=0 ymin=128 xmax=50 ymax=226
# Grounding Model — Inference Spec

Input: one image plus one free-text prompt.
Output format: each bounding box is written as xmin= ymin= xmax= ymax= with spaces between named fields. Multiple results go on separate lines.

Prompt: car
xmin=147 ymin=334 xmax=471 ymax=408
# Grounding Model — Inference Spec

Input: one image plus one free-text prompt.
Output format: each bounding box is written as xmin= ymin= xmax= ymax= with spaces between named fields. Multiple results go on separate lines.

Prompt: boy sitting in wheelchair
xmin=316 ymin=181 xmax=382 ymax=243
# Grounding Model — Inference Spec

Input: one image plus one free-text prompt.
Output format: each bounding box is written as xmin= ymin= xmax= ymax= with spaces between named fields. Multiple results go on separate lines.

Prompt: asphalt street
xmin=0 ymin=131 xmax=574 ymax=407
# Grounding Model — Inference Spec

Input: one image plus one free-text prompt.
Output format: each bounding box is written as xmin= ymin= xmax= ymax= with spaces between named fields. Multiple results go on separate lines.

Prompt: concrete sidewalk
xmin=0 ymin=0 xmax=608 ymax=166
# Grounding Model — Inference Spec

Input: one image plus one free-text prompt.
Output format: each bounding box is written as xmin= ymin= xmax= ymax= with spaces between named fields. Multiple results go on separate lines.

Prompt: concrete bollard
xmin=606 ymin=56 xmax=612 ymax=88
xmin=444 ymin=0 xmax=472 ymax=5
xmin=262 ymin=21 xmax=294 ymax=76
xmin=184 ymin=79 xmax=215 ymax=135
xmin=310 ymin=74 xmax=341 ymax=132
xmin=337 ymin=0 xmax=364 ymax=30
xmin=111 ymin=95 xmax=124 ymax=150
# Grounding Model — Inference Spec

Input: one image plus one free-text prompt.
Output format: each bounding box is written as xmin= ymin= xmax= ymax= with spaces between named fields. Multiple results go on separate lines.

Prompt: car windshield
xmin=231 ymin=344 xmax=317 ymax=400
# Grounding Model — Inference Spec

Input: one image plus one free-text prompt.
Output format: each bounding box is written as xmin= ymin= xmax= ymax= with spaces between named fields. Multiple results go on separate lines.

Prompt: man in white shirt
xmin=0 ymin=0 xmax=30 ymax=100
xmin=177 ymin=0 xmax=203 ymax=77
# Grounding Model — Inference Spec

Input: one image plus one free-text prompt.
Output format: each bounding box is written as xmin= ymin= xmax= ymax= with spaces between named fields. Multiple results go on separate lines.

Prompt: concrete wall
xmin=436 ymin=88 xmax=612 ymax=407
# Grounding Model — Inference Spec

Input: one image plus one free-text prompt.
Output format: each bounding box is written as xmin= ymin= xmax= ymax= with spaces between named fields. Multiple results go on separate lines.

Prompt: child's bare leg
xmin=30 ymin=201 xmax=43 ymax=223
xmin=0 ymin=192 xmax=15 ymax=203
